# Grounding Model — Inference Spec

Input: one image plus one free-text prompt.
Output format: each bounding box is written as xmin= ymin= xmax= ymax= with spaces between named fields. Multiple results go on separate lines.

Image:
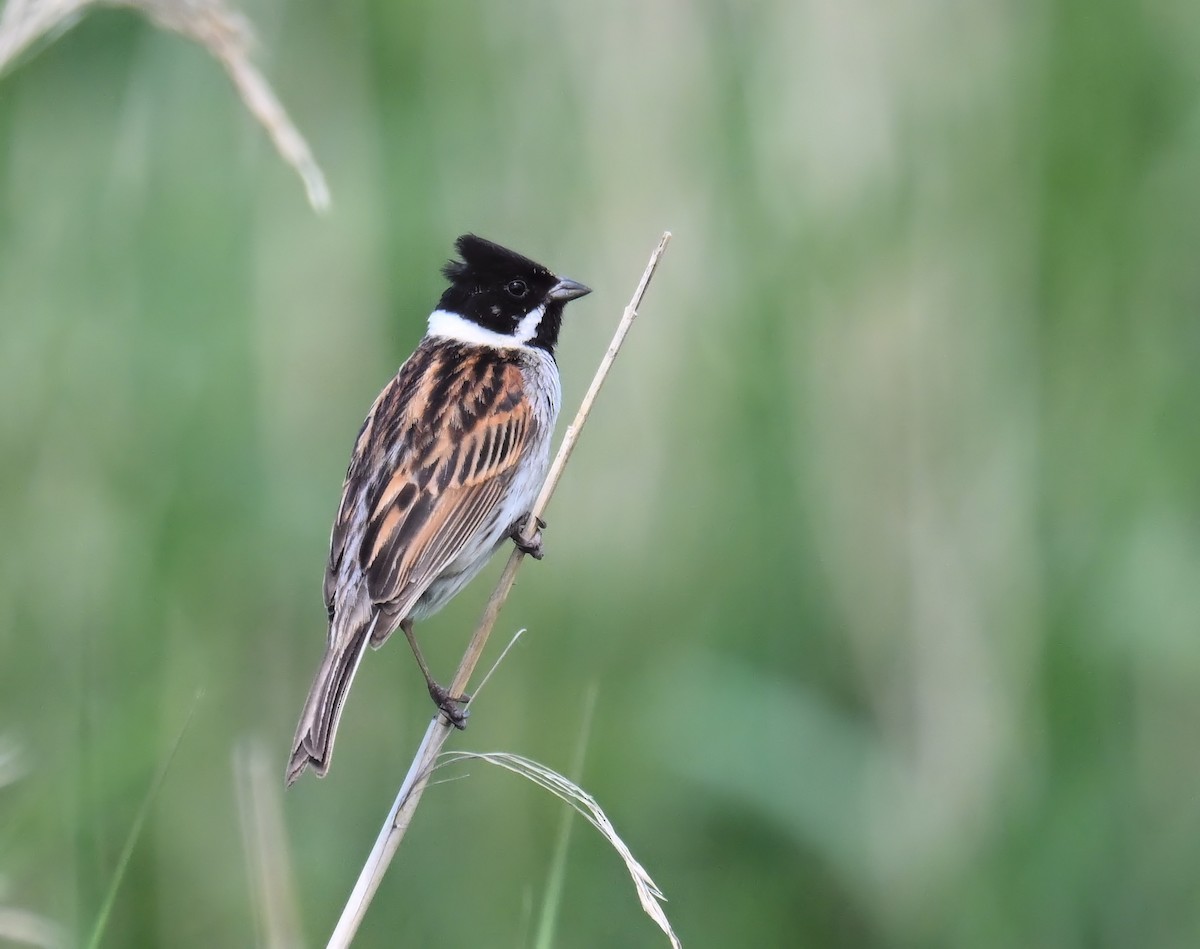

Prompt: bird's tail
xmin=286 ymin=611 xmax=376 ymax=786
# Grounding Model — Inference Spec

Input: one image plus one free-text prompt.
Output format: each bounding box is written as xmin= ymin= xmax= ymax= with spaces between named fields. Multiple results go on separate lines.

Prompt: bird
xmin=286 ymin=234 xmax=591 ymax=786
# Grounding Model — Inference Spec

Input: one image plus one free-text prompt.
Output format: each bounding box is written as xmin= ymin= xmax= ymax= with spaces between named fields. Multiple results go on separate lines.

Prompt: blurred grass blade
xmin=0 ymin=735 xmax=29 ymax=789
xmin=233 ymin=737 xmax=304 ymax=949
xmin=0 ymin=0 xmax=88 ymax=76
xmin=533 ymin=683 xmax=598 ymax=949
xmin=440 ymin=746 xmax=680 ymax=949
xmin=0 ymin=737 xmax=65 ymax=949
xmin=0 ymin=907 xmax=66 ymax=948
xmin=84 ymin=692 xmax=201 ymax=949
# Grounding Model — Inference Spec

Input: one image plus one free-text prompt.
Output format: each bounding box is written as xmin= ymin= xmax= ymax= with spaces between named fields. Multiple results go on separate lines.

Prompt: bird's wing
xmin=324 ymin=343 xmax=539 ymax=629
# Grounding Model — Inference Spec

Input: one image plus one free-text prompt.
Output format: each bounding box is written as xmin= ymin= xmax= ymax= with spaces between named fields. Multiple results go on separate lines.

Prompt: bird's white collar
xmin=426 ymin=307 xmax=545 ymax=349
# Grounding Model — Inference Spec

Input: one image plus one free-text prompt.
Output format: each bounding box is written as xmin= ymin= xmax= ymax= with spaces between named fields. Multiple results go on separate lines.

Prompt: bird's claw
xmin=429 ymin=682 xmax=471 ymax=730
xmin=510 ymin=515 xmax=546 ymax=560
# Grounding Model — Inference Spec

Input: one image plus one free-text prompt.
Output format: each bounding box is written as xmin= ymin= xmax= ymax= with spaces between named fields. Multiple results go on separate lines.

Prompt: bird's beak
xmin=548 ymin=277 xmax=591 ymax=302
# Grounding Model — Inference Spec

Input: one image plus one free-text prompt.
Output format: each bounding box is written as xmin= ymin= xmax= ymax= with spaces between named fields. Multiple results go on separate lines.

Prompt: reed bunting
xmin=286 ymin=235 xmax=590 ymax=785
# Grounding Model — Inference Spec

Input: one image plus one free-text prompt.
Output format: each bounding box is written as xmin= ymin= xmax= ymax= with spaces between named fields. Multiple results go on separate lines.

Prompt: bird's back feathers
xmin=287 ymin=341 xmax=557 ymax=784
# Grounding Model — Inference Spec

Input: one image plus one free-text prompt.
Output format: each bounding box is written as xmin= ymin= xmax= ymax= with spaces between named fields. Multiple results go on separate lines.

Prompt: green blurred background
xmin=2 ymin=0 xmax=1200 ymax=946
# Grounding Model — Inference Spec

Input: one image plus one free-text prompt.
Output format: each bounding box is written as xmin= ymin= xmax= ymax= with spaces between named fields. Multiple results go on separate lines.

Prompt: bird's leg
xmin=401 ymin=618 xmax=470 ymax=729
xmin=509 ymin=514 xmax=546 ymax=560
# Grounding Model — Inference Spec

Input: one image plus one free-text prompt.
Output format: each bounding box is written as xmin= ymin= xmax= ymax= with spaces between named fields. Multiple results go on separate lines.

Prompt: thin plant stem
xmin=85 ymin=692 xmax=201 ymax=949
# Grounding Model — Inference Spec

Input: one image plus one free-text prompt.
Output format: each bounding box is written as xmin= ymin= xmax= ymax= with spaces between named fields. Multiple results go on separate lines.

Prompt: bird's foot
xmin=509 ymin=514 xmax=546 ymax=560
xmin=429 ymin=681 xmax=471 ymax=730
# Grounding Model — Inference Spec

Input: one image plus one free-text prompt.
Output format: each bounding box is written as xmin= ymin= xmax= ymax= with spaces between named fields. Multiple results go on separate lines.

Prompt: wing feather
xmin=324 ymin=344 xmax=539 ymax=634
xmin=366 ymin=409 xmax=529 ymax=602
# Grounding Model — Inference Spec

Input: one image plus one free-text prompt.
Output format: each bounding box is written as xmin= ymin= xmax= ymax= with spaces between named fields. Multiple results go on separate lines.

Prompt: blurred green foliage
xmin=2 ymin=0 xmax=1199 ymax=946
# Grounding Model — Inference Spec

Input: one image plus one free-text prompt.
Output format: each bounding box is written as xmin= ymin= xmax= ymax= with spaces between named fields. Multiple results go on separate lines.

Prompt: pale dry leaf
xmin=439 ymin=751 xmax=682 ymax=949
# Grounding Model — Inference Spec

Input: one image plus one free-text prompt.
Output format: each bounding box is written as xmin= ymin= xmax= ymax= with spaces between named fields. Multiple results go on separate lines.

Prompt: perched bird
xmin=286 ymin=235 xmax=590 ymax=786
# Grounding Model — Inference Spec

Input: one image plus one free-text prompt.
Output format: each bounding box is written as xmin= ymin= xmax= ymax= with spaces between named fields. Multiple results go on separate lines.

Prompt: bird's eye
xmin=505 ymin=280 xmax=529 ymax=299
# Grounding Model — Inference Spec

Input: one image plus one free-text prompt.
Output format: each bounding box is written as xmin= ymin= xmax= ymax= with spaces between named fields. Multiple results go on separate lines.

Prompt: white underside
xmin=408 ymin=446 xmax=550 ymax=620
xmin=427 ymin=306 xmax=546 ymax=348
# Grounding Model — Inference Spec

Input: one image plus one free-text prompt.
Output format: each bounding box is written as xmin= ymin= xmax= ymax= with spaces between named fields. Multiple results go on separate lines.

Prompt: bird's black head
xmin=436 ymin=234 xmax=590 ymax=354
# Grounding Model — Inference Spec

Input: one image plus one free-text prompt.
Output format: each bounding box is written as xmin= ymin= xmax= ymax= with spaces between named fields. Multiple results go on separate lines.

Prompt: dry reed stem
xmin=326 ymin=231 xmax=673 ymax=949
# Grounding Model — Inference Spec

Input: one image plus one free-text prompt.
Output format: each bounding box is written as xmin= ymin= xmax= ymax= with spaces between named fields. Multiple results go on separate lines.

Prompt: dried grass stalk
xmin=0 ymin=0 xmax=330 ymax=211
